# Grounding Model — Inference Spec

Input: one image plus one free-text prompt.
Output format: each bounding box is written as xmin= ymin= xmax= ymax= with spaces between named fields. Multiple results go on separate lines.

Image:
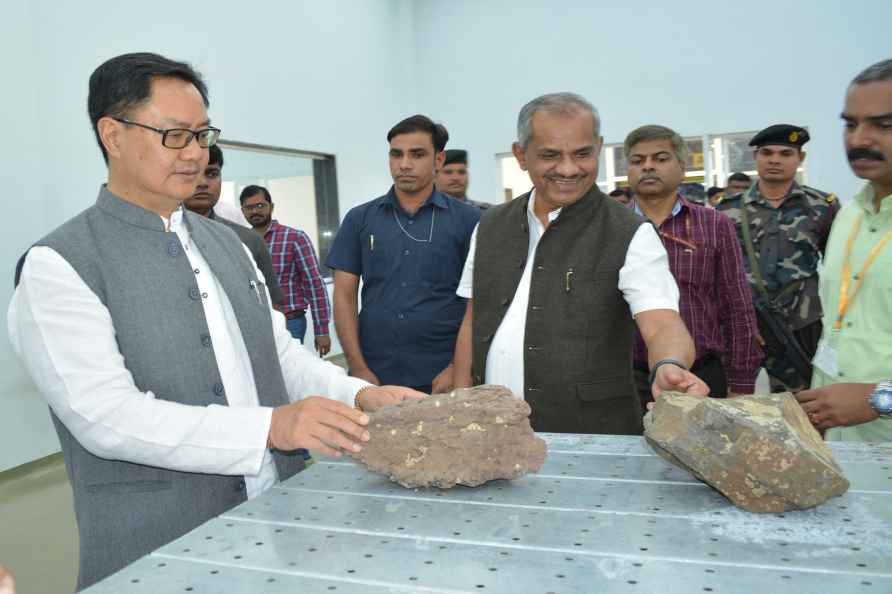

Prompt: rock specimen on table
xmin=356 ymin=384 xmax=547 ymax=488
xmin=643 ymin=392 xmax=849 ymax=512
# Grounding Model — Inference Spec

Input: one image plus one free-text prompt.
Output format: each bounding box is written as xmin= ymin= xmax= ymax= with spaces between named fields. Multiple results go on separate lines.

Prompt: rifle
xmin=738 ymin=198 xmax=813 ymax=382
xmin=752 ymin=297 xmax=813 ymax=381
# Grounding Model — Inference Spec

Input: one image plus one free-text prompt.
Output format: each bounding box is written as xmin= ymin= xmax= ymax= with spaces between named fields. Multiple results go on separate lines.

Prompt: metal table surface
xmin=83 ymin=434 xmax=892 ymax=594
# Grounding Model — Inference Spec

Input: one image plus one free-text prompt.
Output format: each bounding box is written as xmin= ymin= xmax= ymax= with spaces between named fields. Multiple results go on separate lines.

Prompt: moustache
xmin=637 ymin=173 xmax=662 ymax=184
xmin=848 ymin=148 xmax=885 ymax=162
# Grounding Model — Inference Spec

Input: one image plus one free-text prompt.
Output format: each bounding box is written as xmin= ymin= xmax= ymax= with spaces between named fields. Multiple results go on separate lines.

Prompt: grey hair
xmin=623 ymin=124 xmax=688 ymax=164
xmin=852 ymin=58 xmax=892 ymax=85
xmin=516 ymin=92 xmax=601 ymax=149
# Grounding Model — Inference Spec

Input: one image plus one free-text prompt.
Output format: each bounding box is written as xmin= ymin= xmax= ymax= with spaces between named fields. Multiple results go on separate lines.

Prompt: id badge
xmin=812 ymin=338 xmax=840 ymax=378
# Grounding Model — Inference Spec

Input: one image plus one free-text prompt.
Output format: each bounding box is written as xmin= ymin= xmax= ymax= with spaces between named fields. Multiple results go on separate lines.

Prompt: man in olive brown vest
xmin=453 ymin=92 xmax=708 ymax=434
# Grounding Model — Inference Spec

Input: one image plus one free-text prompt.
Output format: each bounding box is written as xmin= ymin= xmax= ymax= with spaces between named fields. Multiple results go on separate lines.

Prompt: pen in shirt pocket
xmin=370 ymin=233 xmax=375 ymax=251
xmin=249 ymin=279 xmax=262 ymax=304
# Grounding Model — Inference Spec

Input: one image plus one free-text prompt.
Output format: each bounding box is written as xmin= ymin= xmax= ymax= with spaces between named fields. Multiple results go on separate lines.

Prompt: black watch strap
xmin=649 ymin=359 xmax=689 ymax=388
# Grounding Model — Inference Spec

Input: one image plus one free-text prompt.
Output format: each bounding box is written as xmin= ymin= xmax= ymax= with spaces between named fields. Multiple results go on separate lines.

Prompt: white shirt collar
xmin=160 ymin=206 xmax=186 ymax=233
xmin=527 ymin=189 xmax=562 ymax=228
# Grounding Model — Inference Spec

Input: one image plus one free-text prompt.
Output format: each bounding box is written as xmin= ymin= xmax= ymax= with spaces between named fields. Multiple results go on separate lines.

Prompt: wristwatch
xmin=869 ymin=381 xmax=892 ymax=416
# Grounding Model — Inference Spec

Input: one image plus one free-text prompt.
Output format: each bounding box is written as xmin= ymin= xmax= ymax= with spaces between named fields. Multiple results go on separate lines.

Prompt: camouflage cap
xmin=749 ymin=124 xmax=810 ymax=149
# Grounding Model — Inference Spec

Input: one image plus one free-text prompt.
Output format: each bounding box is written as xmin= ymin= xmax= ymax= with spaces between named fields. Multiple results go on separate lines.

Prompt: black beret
xmin=749 ymin=124 xmax=810 ymax=149
xmin=443 ymin=149 xmax=468 ymax=166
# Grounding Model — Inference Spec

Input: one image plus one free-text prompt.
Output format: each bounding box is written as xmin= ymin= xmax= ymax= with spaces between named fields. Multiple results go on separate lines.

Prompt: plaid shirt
xmin=264 ymin=220 xmax=330 ymax=336
xmin=633 ymin=197 xmax=762 ymax=392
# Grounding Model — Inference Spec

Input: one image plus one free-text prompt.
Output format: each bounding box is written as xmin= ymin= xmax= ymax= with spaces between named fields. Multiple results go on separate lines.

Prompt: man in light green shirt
xmin=796 ymin=58 xmax=892 ymax=441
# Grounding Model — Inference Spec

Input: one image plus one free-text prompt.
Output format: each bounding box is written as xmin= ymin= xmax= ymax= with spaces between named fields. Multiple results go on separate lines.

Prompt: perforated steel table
xmin=83 ymin=434 xmax=892 ymax=593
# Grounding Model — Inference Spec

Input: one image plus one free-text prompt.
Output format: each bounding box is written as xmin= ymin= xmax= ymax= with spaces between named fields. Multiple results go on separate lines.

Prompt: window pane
xmin=685 ymin=139 xmax=704 ymax=170
xmin=726 ymin=135 xmax=757 ymax=173
xmin=612 ymin=145 xmax=629 ymax=177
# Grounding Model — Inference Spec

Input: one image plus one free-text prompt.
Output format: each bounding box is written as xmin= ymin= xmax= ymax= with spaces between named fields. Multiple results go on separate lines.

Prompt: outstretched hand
xmin=357 ymin=385 xmax=427 ymax=412
xmin=269 ymin=396 xmax=369 ymax=458
xmin=648 ymin=364 xmax=709 ymax=410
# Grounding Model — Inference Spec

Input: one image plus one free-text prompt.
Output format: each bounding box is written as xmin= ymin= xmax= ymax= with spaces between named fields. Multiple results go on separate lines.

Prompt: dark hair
xmin=208 ymin=144 xmax=224 ymax=168
xmin=727 ymin=172 xmax=751 ymax=184
xmin=608 ymin=187 xmax=632 ymax=198
xmin=707 ymin=186 xmax=724 ymax=198
xmin=88 ymin=52 xmax=209 ymax=164
xmin=239 ymin=185 xmax=272 ymax=205
xmin=387 ymin=115 xmax=449 ymax=152
xmin=851 ymin=58 xmax=892 ymax=85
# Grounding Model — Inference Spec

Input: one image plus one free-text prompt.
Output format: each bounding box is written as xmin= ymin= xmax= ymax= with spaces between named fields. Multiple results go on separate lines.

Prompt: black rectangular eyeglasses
xmin=112 ymin=117 xmax=222 ymax=149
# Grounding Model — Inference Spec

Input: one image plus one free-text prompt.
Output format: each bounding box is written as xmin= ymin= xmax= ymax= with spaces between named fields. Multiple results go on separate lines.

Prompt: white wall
xmin=0 ymin=0 xmax=416 ymax=470
xmin=3 ymin=0 xmax=890 ymax=469
xmin=411 ymin=0 xmax=892 ymax=206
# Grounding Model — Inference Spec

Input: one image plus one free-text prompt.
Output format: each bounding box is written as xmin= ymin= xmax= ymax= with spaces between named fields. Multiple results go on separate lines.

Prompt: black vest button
xmin=500 ymin=298 xmax=510 ymax=306
xmin=189 ymin=288 xmax=201 ymax=300
xmin=482 ymin=334 xmax=493 ymax=343
xmin=213 ymin=382 xmax=225 ymax=396
xmin=201 ymin=334 xmax=212 ymax=347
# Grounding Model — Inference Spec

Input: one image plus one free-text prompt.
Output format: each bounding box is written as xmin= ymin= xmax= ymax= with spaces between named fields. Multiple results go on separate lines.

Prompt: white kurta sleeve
xmin=7 ymin=246 xmax=271 ymax=476
xmin=618 ymin=223 xmax=680 ymax=316
xmin=455 ymin=224 xmax=478 ymax=299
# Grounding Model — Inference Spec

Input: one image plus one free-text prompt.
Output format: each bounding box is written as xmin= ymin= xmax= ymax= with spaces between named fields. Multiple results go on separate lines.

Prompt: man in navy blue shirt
xmin=327 ymin=115 xmax=480 ymax=394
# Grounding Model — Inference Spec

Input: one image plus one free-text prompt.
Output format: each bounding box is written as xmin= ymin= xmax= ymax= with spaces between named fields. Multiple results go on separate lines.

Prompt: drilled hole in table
xmin=255 ymin=542 xmax=264 ymax=546
xmin=210 ymin=570 xmax=218 ymax=575
xmin=862 ymin=581 xmax=873 ymax=586
xmin=627 ymin=580 xmax=637 ymax=585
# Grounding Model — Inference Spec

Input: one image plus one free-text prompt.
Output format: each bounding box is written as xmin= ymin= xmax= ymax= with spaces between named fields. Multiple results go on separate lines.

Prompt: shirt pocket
xmin=360 ymin=229 xmax=398 ymax=283
xmin=678 ymin=245 xmax=715 ymax=290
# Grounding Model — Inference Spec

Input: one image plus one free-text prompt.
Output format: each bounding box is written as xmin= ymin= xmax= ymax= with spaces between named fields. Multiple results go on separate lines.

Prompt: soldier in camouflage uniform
xmin=718 ymin=124 xmax=839 ymax=392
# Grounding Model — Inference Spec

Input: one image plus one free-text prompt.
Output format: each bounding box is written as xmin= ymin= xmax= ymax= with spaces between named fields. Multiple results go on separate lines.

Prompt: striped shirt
xmin=633 ymin=197 xmax=762 ymax=392
xmin=264 ymin=220 xmax=330 ymax=336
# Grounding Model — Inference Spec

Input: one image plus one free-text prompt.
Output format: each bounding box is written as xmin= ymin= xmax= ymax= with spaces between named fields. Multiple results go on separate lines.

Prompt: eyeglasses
xmin=241 ymin=202 xmax=269 ymax=212
xmin=112 ymin=117 xmax=221 ymax=149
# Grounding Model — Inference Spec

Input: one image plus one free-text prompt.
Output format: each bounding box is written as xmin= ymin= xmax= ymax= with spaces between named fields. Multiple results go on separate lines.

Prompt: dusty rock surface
xmin=644 ymin=392 xmax=849 ymax=512
xmin=356 ymin=385 xmax=547 ymax=488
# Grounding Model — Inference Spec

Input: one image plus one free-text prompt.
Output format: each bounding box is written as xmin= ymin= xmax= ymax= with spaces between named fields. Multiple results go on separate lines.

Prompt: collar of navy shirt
xmin=376 ymin=186 xmax=452 ymax=215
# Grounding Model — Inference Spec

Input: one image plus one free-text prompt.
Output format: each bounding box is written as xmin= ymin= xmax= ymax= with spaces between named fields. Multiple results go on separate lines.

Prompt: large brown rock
xmin=643 ymin=392 xmax=849 ymax=512
xmin=356 ymin=385 xmax=547 ymax=488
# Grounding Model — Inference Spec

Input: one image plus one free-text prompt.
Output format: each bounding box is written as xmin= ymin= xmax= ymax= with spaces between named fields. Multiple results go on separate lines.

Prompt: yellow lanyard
xmin=834 ymin=213 xmax=892 ymax=329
